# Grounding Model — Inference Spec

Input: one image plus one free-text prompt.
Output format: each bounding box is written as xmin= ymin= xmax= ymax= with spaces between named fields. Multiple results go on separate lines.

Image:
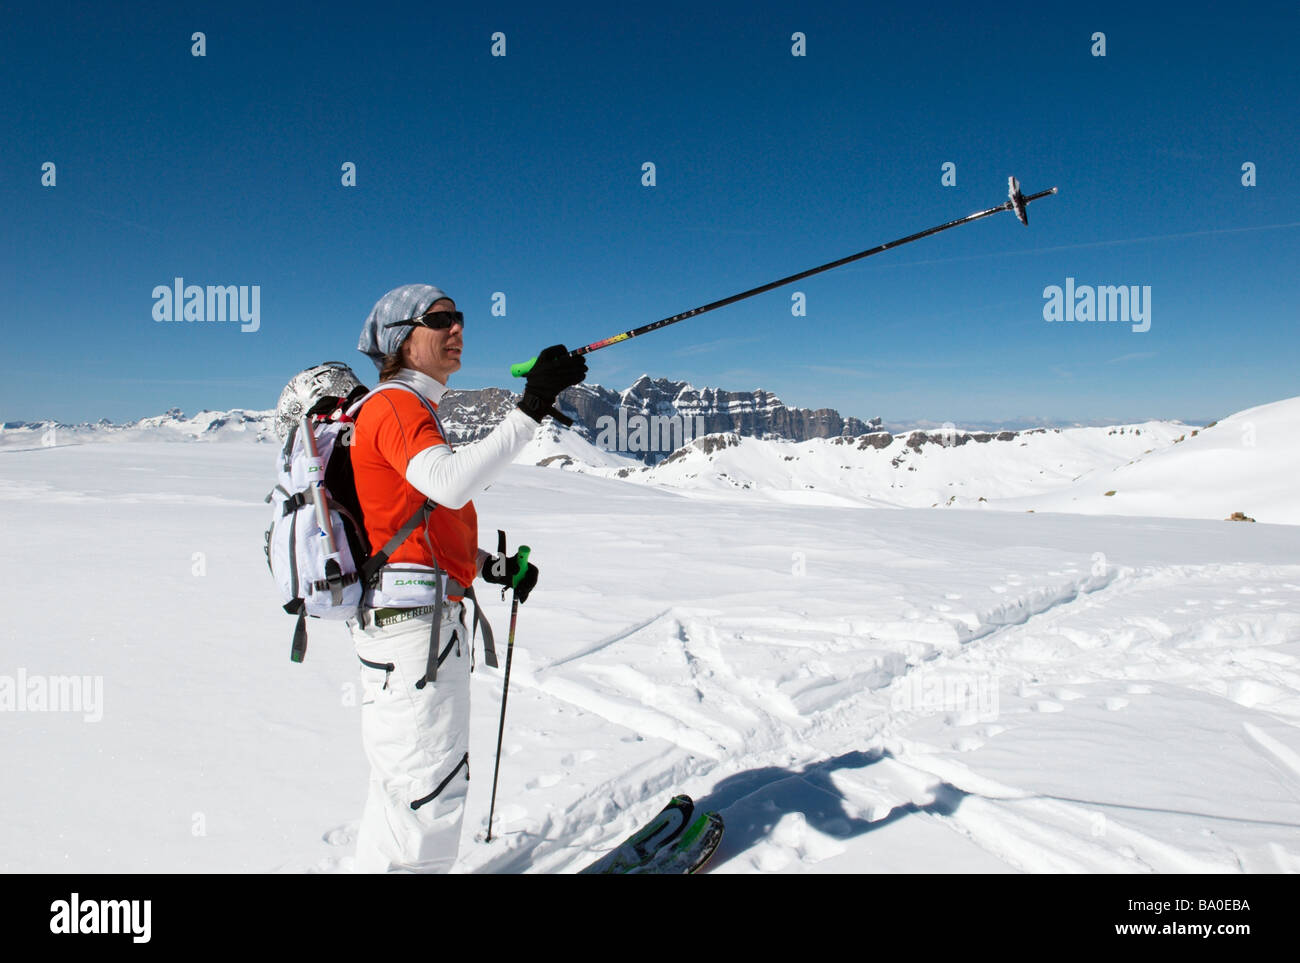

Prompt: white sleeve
xmin=404 ymin=407 xmax=538 ymax=510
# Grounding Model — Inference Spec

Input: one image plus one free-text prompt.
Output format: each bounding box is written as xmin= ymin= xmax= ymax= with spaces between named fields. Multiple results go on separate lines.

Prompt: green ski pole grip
xmin=510 ymin=356 xmax=537 ymax=378
xmin=512 ymin=546 xmax=531 ymax=589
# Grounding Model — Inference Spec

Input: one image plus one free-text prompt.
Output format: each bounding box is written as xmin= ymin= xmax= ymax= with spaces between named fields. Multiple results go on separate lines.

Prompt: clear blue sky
xmin=2 ymin=0 xmax=1297 ymax=427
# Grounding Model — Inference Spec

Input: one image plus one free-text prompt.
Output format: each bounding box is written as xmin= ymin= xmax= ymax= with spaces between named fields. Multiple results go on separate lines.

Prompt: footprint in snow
xmin=1033 ymin=701 xmax=1064 ymax=713
xmin=1126 ymin=684 xmax=1153 ymax=695
xmin=1104 ymin=697 xmax=1129 ymax=711
xmin=322 ymin=824 xmax=356 ymax=847
xmin=1054 ymin=689 xmax=1086 ymax=701
xmin=952 ymin=735 xmax=985 ymax=752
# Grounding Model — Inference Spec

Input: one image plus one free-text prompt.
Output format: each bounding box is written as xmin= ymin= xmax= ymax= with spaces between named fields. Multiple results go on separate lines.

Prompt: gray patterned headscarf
xmin=357 ymin=283 xmax=452 ymax=373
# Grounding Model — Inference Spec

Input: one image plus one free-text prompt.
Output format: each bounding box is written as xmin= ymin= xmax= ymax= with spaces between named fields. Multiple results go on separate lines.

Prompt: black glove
xmin=517 ymin=344 xmax=587 ymax=423
xmin=481 ymin=550 xmax=539 ymax=603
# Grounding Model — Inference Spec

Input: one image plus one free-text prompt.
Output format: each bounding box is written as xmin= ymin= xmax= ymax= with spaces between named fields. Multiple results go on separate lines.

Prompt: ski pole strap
xmin=547 ymin=405 xmax=574 ymax=427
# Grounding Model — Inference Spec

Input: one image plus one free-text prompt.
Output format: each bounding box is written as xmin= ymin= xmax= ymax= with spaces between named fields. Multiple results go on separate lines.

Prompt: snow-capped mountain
xmin=0 ymin=407 xmax=276 ymax=446
xmin=557 ymin=375 xmax=875 ymax=450
xmin=993 ymin=396 xmax=1299 ymax=524
xmin=432 ymin=375 xmax=876 ymax=455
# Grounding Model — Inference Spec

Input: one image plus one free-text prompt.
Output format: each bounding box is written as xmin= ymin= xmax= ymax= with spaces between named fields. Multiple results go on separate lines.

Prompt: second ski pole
xmin=485 ymin=538 xmax=530 ymax=844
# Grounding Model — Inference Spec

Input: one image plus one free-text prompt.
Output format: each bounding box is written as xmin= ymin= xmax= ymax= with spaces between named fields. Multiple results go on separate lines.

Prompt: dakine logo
xmin=394 ymin=578 xmax=435 ymax=587
xmin=152 ymin=277 xmax=261 ymax=332
xmin=594 ymin=411 xmax=707 ymax=455
xmin=0 ymin=669 xmax=102 ymax=722
xmin=50 ymin=893 xmax=151 ymax=943
xmin=1043 ymin=277 xmax=1151 ymax=332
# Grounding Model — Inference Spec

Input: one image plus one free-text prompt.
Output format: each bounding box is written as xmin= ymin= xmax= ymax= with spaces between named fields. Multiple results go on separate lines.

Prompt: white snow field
xmin=516 ymin=395 xmax=1297 ymax=525
xmin=1 ymin=405 xmax=1297 ymax=873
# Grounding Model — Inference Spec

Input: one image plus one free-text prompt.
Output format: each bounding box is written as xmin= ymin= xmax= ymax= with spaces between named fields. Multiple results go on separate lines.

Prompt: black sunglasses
xmin=384 ymin=310 xmax=465 ymax=331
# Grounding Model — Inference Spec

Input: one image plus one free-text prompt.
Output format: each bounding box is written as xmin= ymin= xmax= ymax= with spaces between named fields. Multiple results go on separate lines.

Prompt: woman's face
xmin=403 ymin=298 xmax=463 ymax=385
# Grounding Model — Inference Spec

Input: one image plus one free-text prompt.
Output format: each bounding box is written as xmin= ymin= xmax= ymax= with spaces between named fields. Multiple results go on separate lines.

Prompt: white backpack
xmin=264 ymin=370 xmax=443 ymax=662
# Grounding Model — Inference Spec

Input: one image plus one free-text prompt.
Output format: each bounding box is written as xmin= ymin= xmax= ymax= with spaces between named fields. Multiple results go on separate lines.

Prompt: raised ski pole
xmin=510 ymin=177 xmax=1056 ymax=377
xmin=485 ymin=535 xmax=531 ymax=844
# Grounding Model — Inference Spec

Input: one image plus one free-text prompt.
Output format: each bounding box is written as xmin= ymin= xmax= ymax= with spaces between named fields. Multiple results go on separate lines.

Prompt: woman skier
xmin=350 ymin=283 xmax=586 ymax=872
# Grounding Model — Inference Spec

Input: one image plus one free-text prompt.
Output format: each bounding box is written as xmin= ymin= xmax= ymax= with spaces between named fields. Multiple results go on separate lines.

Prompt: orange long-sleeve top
xmin=350 ymin=388 xmax=478 ymax=594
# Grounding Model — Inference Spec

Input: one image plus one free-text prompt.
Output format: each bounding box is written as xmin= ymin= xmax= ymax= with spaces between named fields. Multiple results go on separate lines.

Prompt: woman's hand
xmin=517 ymin=344 xmax=588 ymax=422
xmin=480 ymin=550 xmax=539 ymax=603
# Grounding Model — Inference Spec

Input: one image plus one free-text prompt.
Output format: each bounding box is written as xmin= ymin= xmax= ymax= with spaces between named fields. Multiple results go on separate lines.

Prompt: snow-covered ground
xmin=2 ymin=426 xmax=1298 ymax=873
xmin=525 ymin=396 xmax=1299 ymax=526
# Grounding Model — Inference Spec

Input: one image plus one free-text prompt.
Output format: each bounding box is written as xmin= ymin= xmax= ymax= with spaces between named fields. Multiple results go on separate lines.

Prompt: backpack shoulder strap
xmin=346 ymin=380 xmax=448 ymax=439
xmin=359 ymin=500 xmax=435 ymax=584
xmin=347 ymin=380 xmax=446 ymax=586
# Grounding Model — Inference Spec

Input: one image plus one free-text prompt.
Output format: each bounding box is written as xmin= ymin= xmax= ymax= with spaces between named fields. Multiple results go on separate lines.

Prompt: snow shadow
xmin=692 ymin=749 xmax=967 ymax=870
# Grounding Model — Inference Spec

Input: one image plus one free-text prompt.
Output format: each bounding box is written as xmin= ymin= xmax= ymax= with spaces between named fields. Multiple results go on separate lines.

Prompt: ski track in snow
xmin=461 ymin=560 xmax=1300 ymax=874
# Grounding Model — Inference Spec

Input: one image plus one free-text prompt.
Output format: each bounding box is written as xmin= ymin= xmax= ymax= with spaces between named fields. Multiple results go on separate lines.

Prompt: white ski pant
xmin=349 ymin=601 xmax=471 ymax=874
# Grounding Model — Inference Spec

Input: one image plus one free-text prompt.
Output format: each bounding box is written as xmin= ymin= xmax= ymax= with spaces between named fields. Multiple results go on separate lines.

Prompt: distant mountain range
xmin=6 ymin=375 xmax=1178 ymax=462
xmin=0 ymin=374 xmax=1189 ymax=463
xmin=436 ymin=375 xmax=879 ymax=462
xmin=0 ymin=376 xmax=887 ymax=460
